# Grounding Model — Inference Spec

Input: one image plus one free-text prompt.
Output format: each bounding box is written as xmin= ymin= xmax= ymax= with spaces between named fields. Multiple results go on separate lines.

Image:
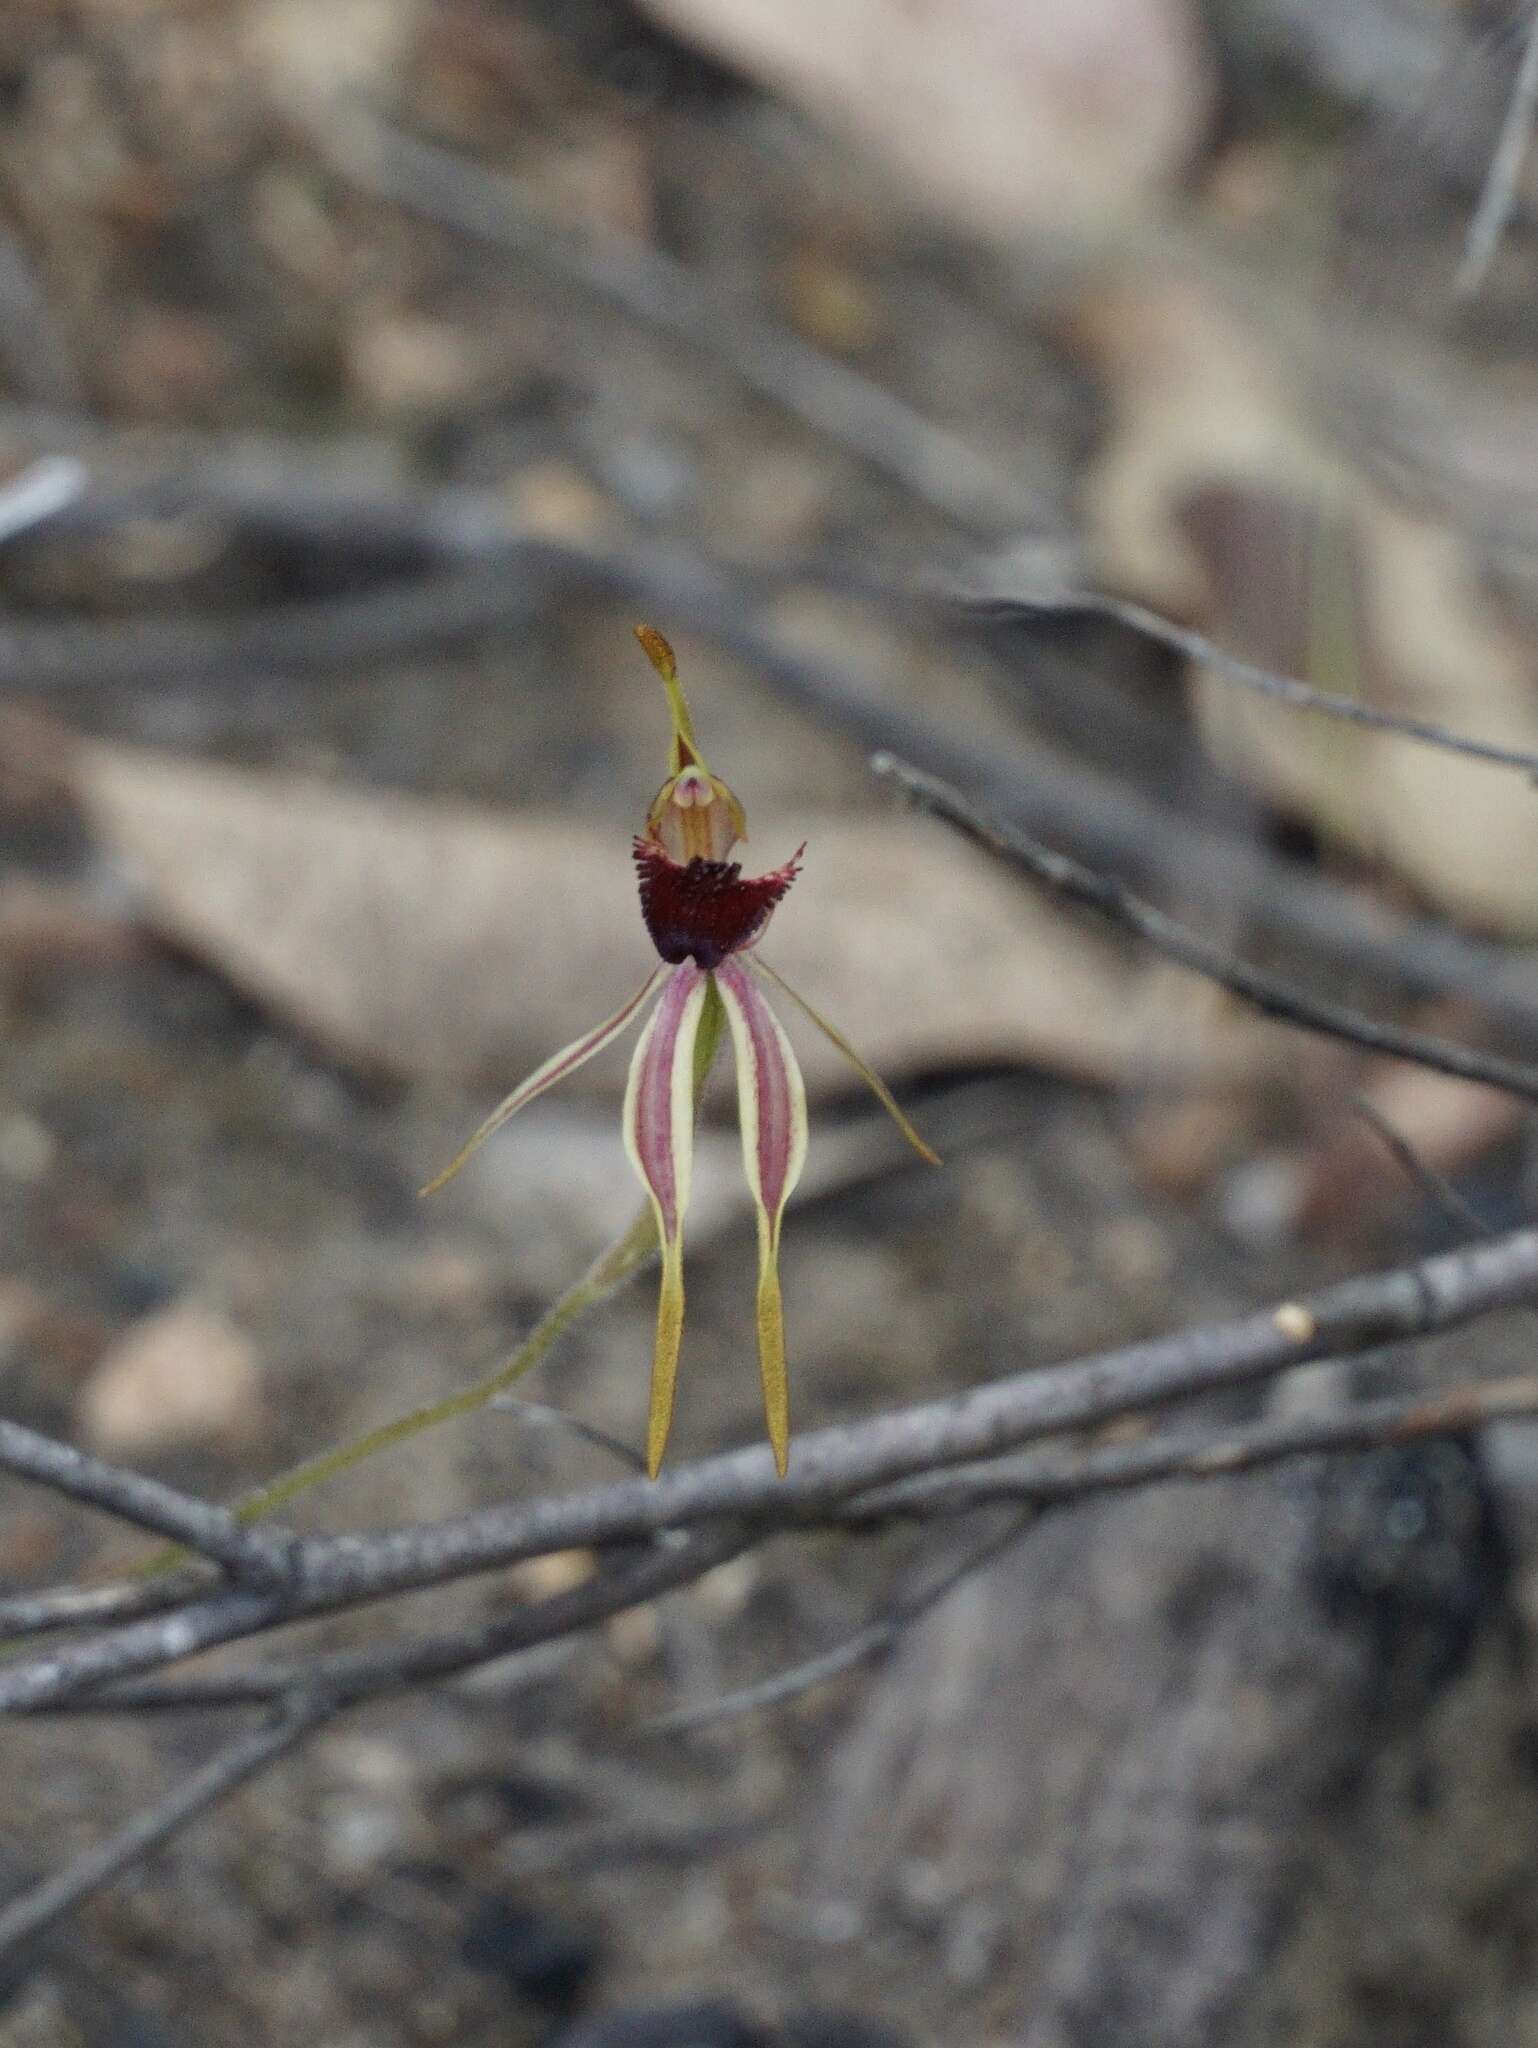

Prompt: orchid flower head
xmin=423 ymin=625 xmax=938 ymax=1478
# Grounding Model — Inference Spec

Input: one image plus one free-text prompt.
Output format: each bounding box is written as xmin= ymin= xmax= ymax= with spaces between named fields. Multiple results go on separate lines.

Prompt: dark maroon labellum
xmin=634 ymin=838 xmax=801 ymax=969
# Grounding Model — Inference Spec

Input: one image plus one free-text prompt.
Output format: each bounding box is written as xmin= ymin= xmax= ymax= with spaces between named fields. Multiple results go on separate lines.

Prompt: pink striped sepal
xmin=621 ymin=962 xmax=711 ymax=1476
xmin=712 ymin=958 xmax=809 ymax=1475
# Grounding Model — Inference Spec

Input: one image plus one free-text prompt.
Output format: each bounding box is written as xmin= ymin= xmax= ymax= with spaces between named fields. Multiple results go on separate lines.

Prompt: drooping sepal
xmin=421 ymin=968 xmax=663 ymax=1197
xmin=635 ymin=840 xmax=802 ymax=970
xmin=714 ymin=956 xmax=809 ymax=1475
xmin=753 ymin=957 xmax=940 ymax=1166
xmin=623 ymin=961 xmax=710 ymax=1475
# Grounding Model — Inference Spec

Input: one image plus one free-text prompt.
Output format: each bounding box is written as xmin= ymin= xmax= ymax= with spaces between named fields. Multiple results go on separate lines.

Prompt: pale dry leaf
xmin=638 ymin=0 xmax=1212 ymax=246
xmin=78 ymin=1298 xmax=263 ymax=1456
xmin=245 ymin=0 xmax=426 ymax=110
xmin=1076 ymin=280 xmax=1538 ymax=937
xmin=74 ymin=742 xmax=1285 ymax=1092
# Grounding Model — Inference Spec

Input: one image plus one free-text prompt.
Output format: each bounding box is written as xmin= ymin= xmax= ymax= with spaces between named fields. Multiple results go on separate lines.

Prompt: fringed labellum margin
xmin=422 ymin=624 xmax=938 ymax=1478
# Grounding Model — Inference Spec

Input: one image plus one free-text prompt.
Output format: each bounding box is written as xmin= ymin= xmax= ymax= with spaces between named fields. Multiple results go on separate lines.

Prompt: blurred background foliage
xmin=6 ymin=2 xmax=1538 ymax=2044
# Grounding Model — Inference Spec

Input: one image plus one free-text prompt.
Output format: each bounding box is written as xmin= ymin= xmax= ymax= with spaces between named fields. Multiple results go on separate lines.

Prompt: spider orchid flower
xmin=423 ymin=625 xmax=938 ymax=1477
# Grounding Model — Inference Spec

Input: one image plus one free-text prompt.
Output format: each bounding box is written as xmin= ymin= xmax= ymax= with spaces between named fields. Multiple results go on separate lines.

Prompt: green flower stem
xmin=135 ymin=985 xmax=729 ymax=1577
xmin=241 ymin=1204 xmax=658 ymax=1524
xmin=130 ymin=1202 xmax=658 ymax=1580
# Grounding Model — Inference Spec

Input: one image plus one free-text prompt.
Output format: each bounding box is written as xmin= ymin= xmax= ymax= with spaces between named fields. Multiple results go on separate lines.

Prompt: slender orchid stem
xmin=131 ymin=953 xmax=734 ymax=1573
xmin=131 ymin=1201 xmax=660 ymax=1578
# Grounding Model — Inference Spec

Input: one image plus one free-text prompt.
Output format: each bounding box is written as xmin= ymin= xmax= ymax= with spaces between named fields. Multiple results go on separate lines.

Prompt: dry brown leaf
xmin=1076 ymin=280 xmax=1538 ymax=937
xmin=638 ymin=0 xmax=1212 ymax=246
xmin=74 ymin=742 xmax=1285 ymax=1092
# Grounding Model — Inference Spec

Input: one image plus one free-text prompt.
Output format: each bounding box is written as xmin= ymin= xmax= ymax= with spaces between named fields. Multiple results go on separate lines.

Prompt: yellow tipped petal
xmin=647 ymin=1236 xmax=686 ymax=1477
xmin=753 ymin=958 xmax=940 ymax=1166
xmin=421 ymin=968 xmax=662 ymax=1196
xmin=623 ymin=962 xmax=710 ymax=1475
xmin=755 ymin=1217 xmax=790 ymax=1477
xmin=713 ymin=959 xmax=808 ymax=1476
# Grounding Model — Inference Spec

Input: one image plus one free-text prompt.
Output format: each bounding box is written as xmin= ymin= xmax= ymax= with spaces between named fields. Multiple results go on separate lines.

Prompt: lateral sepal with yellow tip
xmin=713 ymin=957 xmax=808 ymax=1476
xmin=621 ymin=960 xmax=709 ymax=1477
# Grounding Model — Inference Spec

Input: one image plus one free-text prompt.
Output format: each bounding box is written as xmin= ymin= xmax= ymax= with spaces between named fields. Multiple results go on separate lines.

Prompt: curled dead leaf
xmin=1077 ymin=281 xmax=1538 ymax=938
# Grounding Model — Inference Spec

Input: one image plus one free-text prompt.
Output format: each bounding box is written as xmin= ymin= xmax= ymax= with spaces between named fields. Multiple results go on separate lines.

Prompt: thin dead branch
xmin=1456 ymin=1 xmax=1538 ymax=295
xmin=643 ymin=1511 xmax=1035 ymax=1735
xmin=4 ymin=1225 xmax=1537 ymax=1722
xmin=953 ymin=582 xmax=1538 ymax=780
xmin=0 ymin=1698 xmax=329 ymax=1960
xmin=870 ymin=751 xmax=1538 ymax=1102
xmin=0 ymin=1417 xmax=303 ymax=1587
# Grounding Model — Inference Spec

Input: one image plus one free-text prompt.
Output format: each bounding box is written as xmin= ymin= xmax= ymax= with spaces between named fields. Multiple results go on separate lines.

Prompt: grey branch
xmin=7 ymin=1361 xmax=1537 ymax=1951
xmin=644 ymin=1512 xmax=1036 ymax=1736
xmin=956 ymin=582 xmax=1538 ymax=779
xmin=1352 ymin=1093 xmax=1499 ymax=1241
xmin=841 ymin=1371 xmax=1538 ymax=1521
xmin=25 ymin=1370 xmax=1538 ymax=1720
xmin=6 ymin=1233 xmax=1538 ymax=1951
xmin=0 ymin=1568 xmax=224 ymax=1642
xmin=0 ymin=1415 xmax=303 ymax=1586
xmin=4 ymin=1226 xmax=1538 ymax=1717
xmin=0 ymin=1533 xmax=742 ymax=1960
xmin=0 ymin=1698 xmax=328 ymax=1960
xmin=1456 ymin=2 xmax=1538 ymax=296
xmin=870 ymin=751 xmax=1538 ymax=1103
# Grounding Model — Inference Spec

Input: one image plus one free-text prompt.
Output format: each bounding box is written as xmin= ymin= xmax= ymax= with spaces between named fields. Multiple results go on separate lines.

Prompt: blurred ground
xmin=3 ymin=3 xmax=1538 ymax=2044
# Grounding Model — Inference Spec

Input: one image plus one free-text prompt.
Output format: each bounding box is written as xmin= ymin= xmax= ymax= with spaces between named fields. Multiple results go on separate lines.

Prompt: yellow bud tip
xmin=634 ymin=622 xmax=677 ymax=682
xmin=634 ymin=621 xmax=705 ymax=775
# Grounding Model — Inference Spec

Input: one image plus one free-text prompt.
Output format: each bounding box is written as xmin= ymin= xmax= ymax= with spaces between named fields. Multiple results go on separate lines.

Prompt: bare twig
xmin=0 ymin=1571 xmax=213 ymax=1642
xmin=956 ymin=582 xmax=1538 ymax=780
xmin=644 ymin=1511 xmax=1034 ymax=1735
xmin=17 ymin=1529 xmax=743 ymax=1718
xmin=8 ymin=1325 xmax=1538 ymax=1938
xmin=31 ymin=1370 xmax=1538 ymax=1717
xmin=3 ymin=1227 xmax=1536 ymax=1715
xmin=840 ymin=1372 xmax=1538 ymax=1522
xmin=1456 ymin=2 xmax=1538 ymax=296
xmin=871 ymin=751 xmax=1538 ymax=1105
xmin=488 ymin=1395 xmax=649 ymax=1474
xmin=0 ymin=1417 xmax=302 ymax=1586
xmin=0 ymin=557 xmax=536 ymax=693
xmin=0 ymin=455 xmax=85 ymax=545
xmin=0 ymin=1696 xmax=329 ymax=1960
xmin=0 ymin=1532 xmax=743 ymax=1955
xmin=7 ymin=1361 xmax=1532 ymax=1940
xmin=1351 ymin=1092 xmax=1500 ymax=1240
